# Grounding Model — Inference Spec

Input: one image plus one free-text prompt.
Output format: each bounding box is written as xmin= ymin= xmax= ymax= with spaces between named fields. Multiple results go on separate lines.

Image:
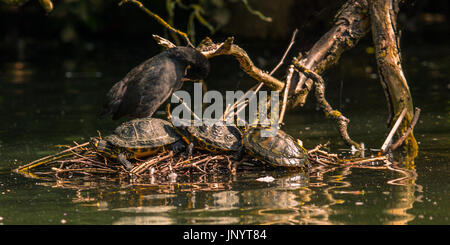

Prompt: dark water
xmin=0 ymin=43 xmax=448 ymax=225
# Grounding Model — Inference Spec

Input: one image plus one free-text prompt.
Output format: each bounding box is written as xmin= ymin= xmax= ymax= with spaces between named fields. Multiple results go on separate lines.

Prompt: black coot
xmin=101 ymin=47 xmax=209 ymax=120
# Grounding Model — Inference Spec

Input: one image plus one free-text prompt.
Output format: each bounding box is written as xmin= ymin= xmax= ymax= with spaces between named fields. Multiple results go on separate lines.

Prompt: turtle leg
xmin=117 ymin=153 xmax=134 ymax=170
xmin=233 ymin=146 xmax=245 ymax=161
xmin=186 ymin=143 xmax=194 ymax=156
xmin=171 ymin=140 xmax=186 ymax=155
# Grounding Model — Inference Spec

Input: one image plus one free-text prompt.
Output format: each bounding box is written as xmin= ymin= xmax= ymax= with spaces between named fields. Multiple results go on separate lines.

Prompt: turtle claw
xmin=171 ymin=140 xmax=186 ymax=154
xmin=234 ymin=147 xmax=245 ymax=161
xmin=117 ymin=153 xmax=134 ymax=170
xmin=187 ymin=143 xmax=194 ymax=156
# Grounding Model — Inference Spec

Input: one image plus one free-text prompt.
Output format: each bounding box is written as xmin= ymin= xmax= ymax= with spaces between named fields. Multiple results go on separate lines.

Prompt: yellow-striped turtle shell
xmin=174 ymin=119 xmax=242 ymax=153
xmin=105 ymin=118 xmax=180 ymax=149
xmin=242 ymin=127 xmax=310 ymax=168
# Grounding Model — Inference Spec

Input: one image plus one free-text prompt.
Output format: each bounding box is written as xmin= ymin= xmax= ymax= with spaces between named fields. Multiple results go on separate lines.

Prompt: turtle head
xmin=89 ymin=137 xmax=115 ymax=157
xmin=89 ymin=137 xmax=104 ymax=150
xmin=168 ymin=46 xmax=210 ymax=81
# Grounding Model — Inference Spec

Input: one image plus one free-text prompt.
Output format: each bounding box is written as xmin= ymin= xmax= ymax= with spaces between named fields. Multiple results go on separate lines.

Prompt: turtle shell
xmin=243 ymin=127 xmax=310 ymax=168
xmin=186 ymin=122 xmax=242 ymax=152
xmin=105 ymin=118 xmax=180 ymax=148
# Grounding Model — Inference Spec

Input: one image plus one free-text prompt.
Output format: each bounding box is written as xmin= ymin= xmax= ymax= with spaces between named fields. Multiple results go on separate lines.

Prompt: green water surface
xmin=0 ymin=43 xmax=448 ymax=225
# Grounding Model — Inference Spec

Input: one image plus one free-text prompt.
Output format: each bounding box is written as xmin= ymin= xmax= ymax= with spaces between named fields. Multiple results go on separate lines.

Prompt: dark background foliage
xmin=0 ymin=0 xmax=448 ymax=63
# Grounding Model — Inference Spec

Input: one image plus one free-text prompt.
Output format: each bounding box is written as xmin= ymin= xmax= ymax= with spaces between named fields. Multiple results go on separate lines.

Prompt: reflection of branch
xmin=293 ymin=58 xmax=361 ymax=150
xmin=119 ymin=0 xmax=193 ymax=47
xmin=386 ymin=160 xmax=417 ymax=186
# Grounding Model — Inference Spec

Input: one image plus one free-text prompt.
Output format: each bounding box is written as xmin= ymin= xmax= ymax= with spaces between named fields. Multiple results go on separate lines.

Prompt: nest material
xmin=15 ymin=140 xmax=388 ymax=185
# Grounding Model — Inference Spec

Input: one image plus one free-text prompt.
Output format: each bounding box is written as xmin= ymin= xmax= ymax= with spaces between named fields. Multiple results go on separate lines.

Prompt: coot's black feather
xmin=101 ymin=47 xmax=209 ymax=120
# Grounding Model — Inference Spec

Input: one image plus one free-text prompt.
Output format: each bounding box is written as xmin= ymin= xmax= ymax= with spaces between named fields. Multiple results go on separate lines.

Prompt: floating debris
xmin=256 ymin=176 xmax=275 ymax=183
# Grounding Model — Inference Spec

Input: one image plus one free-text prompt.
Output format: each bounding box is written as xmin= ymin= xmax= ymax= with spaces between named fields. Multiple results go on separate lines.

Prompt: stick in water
xmin=380 ymin=107 xmax=407 ymax=153
xmin=278 ymin=65 xmax=294 ymax=127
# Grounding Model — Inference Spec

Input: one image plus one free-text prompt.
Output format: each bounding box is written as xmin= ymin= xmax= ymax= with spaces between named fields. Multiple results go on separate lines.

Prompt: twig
xmin=308 ymin=144 xmax=324 ymax=154
xmin=270 ymin=29 xmax=298 ymax=76
xmin=340 ymin=155 xmax=387 ymax=165
xmin=69 ymin=150 xmax=112 ymax=169
xmin=175 ymin=156 xmax=224 ymax=172
xmin=309 ymin=149 xmax=338 ymax=160
xmin=119 ymin=0 xmax=194 ymax=47
xmin=240 ymin=0 xmax=272 ymax=22
xmin=51 ymin=167 xmax=117 ymax=174
xmin=293 ymin=58 xmax=361 ymax=150
xmin=380 ymin=107 xmax=407 ymax=153
xmin=279 ymin=65 xmax=294 ymax=126
xmin=152 ymin=34 xmax=177 ymax=49
xmin=223 ymin=29 xmax=298 ymax=120
xmin=171 ymin=93 xmax=201 ymax=121
xmin=390 ymin=107 xmax=421 ymax=151
xmin=292 ymin=0 xmax=370 ymax=102
xmin=15 ymin=142 xmax=89 ymax=172
xmin=196 ymin=37 xmax=285 ymax=91
xmin=131 ymin=152 xmax=173 ymax=175
xmin=174 ymin=154 xmax=209 ymax=167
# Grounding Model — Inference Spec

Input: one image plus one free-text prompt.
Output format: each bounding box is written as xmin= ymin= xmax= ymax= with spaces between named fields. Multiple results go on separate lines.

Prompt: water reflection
xmin=383 ymin=159 xmax=421 ymax=225
xmin=23 ymin=151 xmax=421 ymax=225
xmin=1 ymin=62 xmax=34 ymax=84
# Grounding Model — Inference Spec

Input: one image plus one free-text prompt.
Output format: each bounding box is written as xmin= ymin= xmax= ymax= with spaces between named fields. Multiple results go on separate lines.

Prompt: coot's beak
xmin=181 ymin=77 xmax=194 ymax=82
xmin=181 ymin=65 xmax=192 ymax=82
xmin=181 ymin=78 xmax=204 ymax=84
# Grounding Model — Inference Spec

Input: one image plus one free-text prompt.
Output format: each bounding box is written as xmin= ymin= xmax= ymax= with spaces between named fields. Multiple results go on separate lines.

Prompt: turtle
xmin=166 ymin=100 xmax=243 ymax=154
xmin=242 ymin=126 xmax=311 ymax=169
xmin=89 ymin=117 xmax=184 ymax=170
xmin=101 ymin=47 xmax=209 ymax=120
xmin=171 ymin=118 xmax=243 ymax=154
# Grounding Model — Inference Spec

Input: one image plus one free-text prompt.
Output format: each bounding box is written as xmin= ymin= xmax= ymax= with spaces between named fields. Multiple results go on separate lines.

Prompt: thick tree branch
xmin=291 ymin=0 xmax=370 ymax=107
xmin=197 ymin=37 xmax=285 ymax=91
xmin=369 ymin=0 xmax=418 ymax=153
xmin=152 ymin=34 xmax=285 ymax=91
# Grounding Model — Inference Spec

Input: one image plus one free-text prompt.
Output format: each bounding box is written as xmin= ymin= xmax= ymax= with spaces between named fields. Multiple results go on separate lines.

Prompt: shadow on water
xmin=0 ymin=43 xmax=448 ymax=225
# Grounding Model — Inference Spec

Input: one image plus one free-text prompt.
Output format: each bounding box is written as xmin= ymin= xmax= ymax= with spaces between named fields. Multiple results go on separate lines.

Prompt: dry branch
xmin=279 ymin=65 xmax=294 ymax=126
xmin=293 ymin=58 xmax=361 ymax=150
xmin=222 ymin=29 xmax=298 ymax=120
xmin=152 ymin=34 xmax=285 ymax=91
xmin=380 ymin=107 xmax=407 ymax=153
xmin=292 ymin=0 xmax=370 ymax=107
xmin=196 ymin=37 xmax=285 ymax=91
xmin=119 ymin=0 xmax=193 ymax=47
xmin=390 ymin=107 xmax=421 ymax=151
xmin=368 ymin=0 xmax=418 ymax=153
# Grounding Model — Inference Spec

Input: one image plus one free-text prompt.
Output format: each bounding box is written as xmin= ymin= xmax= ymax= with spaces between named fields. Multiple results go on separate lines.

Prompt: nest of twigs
xmin=15 ymin=140 xmax=388 ymax=184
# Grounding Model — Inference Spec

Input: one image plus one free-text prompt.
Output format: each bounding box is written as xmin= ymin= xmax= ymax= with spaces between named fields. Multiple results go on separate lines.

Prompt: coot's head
xmin=167 ymin=46 xmax=210 ymax=81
